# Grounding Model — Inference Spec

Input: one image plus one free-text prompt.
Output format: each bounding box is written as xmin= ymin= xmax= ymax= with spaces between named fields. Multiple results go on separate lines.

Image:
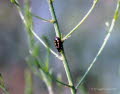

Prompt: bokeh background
xmin=0 ymin=0 xmax=120 ymax=94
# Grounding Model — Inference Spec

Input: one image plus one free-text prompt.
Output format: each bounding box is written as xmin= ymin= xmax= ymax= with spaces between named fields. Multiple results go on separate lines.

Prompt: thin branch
xmin=63 ymin=0 xmax=98 ymax=41
xmin=39 ymin=69 xmax=73 ymax=88
xmin=48 ymin=86 xmax=54 ymax=94
xmin=76 ymin=0 xmax=120 ymax=89
xmin=47 ymin=0 xmax=76 ymax=93
xmin=40 ymin=70 xmax=54 ymax=94
xmin=13 ymin=5 xmax=61 ymax=60
xmin=0 ymin=86 xmax=9 ymax=94
xmin=60 ymin=51 xmax=76 ymax=93
xmin=32 ymin=13 xmax=55 ymax=23
xmin=12 ymin=0 xmax=70 ymax=90
xmin=24 ymin=70 xmax=33 ymax=94
xmin=47 ymin=0 xmax=61 ymax=38
xmin=38 ymin=63 xmax=73 ymax=88
xmin=11 ymin=0 xmax=71 ymax=91
xmin=29 ymin=50 xmax=72 ymax=88
xmin=30 ymin=30 xmax=61 ymax=59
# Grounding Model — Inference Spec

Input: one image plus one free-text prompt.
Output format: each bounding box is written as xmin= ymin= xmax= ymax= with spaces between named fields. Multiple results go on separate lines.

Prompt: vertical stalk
xmin=47 ymin=0 xmax=76 ymax=93
xmin=40 ymin=70 xmax=54 ymax=94
xmin=24 ymin=69 xmax=33 ymax=94
xmin=61 ymin=51 xmax=76 ymax=94
xmin=47 ymin=0 xmax=61 ymax=38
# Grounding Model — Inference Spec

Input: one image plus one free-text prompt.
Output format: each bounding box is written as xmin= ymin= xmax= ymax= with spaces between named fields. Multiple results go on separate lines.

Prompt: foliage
xmin=8 ymin=0 xmax=120 ymax=94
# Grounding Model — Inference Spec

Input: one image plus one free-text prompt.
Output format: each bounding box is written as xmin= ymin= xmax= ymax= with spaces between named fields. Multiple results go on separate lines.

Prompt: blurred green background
xmin=0 ymin=0 xmax=120 ymax=94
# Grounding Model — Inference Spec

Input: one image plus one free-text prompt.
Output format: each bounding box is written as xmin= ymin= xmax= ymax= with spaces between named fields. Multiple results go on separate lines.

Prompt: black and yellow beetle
xmin=54 ymin=37 xmax=63 ymax=52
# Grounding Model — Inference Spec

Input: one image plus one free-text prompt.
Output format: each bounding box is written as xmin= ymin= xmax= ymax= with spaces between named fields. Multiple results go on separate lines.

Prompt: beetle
xmin=54 ymin=37 xmax=63 ymax=52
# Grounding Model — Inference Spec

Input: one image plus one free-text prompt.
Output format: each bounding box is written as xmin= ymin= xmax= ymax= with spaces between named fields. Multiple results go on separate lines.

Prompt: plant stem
xmin=47 ymin=0 xmax=61 ymax=38
xmin=75 ymin=0 xmax=120 ymax=89
xmin=48 ymin=86 xmax=54 ymax=94
xmin=24 ymin=69 xmax=33 ymax=94
xmin=39 ymin=67 xmax=73 ymax=88
xmin=40 ymin=70 xmax=54 ymax=94
xmin=0 ymin=86 xmax=9 ymax=94
xmin=47 ymin=0 xmax=76 ymax=93
xmin=14 ymin=5 xmax=60 ymax=59
xmin=32 ymin=13 xmax=54 ymax=23
xmin=61 ymin=51 xmax=76 ymax=94
xmin=29 ymin=50 xmax=73 ymax=88
xmin=30 ymin=30 xmax=61 ymax=59
xmin=12 ymin=0 xmax=75 ymax=93
xmin=63 ymin=0 xmax=98 ymax=41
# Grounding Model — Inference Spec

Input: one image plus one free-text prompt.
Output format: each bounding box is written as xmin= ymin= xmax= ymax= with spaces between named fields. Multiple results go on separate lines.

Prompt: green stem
xmin=48 ymin=86 xmax=54 ymax=94
xmin=40 ymin=70 xmax=54 ymax=94
xmin=12 ymin=0 xmax=73 ymax=92
xmin=32 ymin=13 xmax=54 ymax=23
xmin=47 ymin=0 xmax=76 ymax=93
xmin=30 ymin=30 xmax=61 ymax=59
xmin=0 ymin=86 xmax=9 ymax=94
xmin=61 ymin=51 xmax=76 ymax=94
xmin=41 ymin=68 xmax=73 ymax=88
xmin=38 ymin=60 xmax=73 ymax=88
xmin=47 ymin=0 xmax=61 ymax=38
xmin=63 ymin=0 xmax=98 ymax=41
xmin=29 ymin=50 xmax=72 ymax=88
xmin=14 ymin=5 xmax=60 ymax=59
xmin=24 ymin=69 xmax=33 ymax=94
xmin=75 ymin=0 xmax=120 ymax=89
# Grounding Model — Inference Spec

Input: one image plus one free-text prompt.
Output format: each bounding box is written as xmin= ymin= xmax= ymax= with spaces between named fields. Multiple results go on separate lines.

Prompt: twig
xmin=11 ymin=0 xmax=72 ymax=92
xmin=13 ymin=4 xmax=61 ymax=60
xmin=39 ymin=68 xmax=73 ymax=88
xmin=63 ymin=0 xmax=98 ymax=41
xmin=24 ymin=69 xmax=33 ymax=94
xmin=40 ymin=70 xmax=54 ymax=94
xmin=60 ymin=51 xmax=76 ymax=93
xmin=75 ymin=0 xmax=120 ymax=89
xmin=32 ymin=13 xmax=55 ymax=23
xmin=40 ymin=68 xmax=73 ymax=88
xmin=47 ymin=0 xmax=76 ymax=93
xmin=47 ymin=0 xmax=61 ymax=38
xmin=0 ymin=86 xmax=9 ymax=94
xmin=29 ymin=50 xmax=72 ymax=88
xmin=30 ymin=30 xmax=61 ymax=59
